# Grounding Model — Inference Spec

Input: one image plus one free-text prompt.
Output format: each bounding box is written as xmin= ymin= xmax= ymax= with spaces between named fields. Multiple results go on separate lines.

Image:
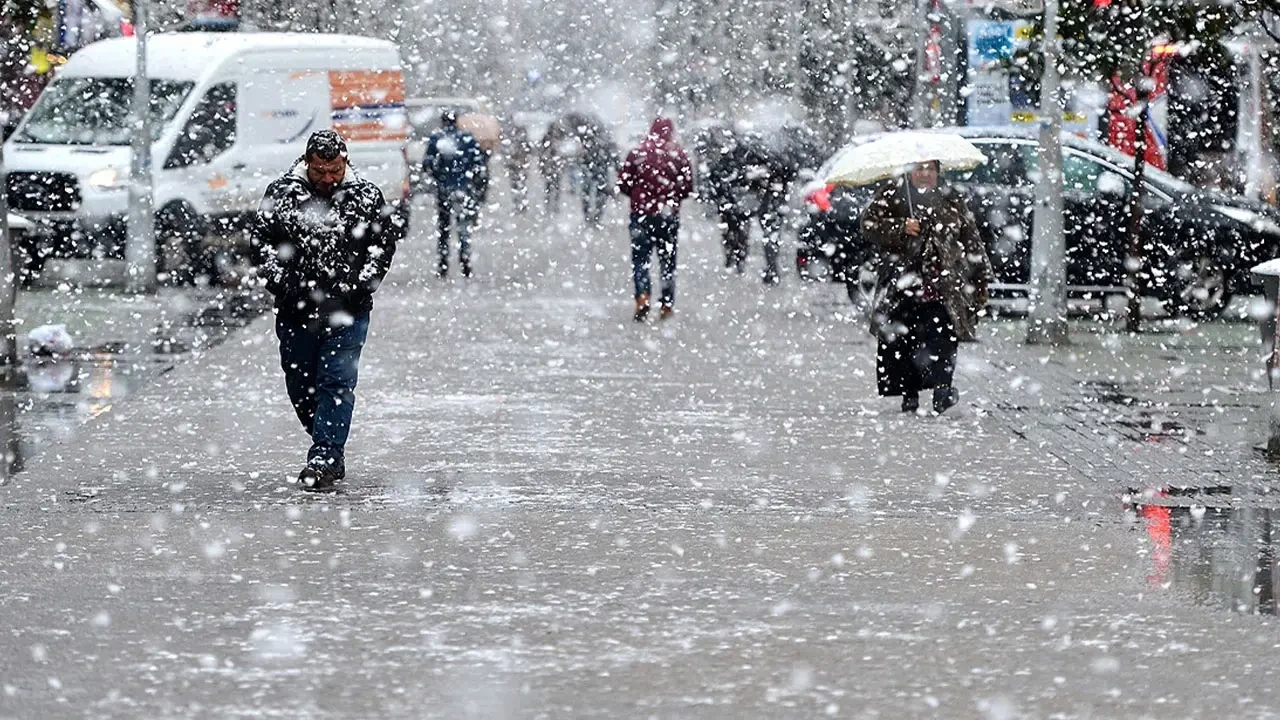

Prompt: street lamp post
xmin=1026 ymin=0 xmax=1069 ymax=345
xmin=0 ymin=142 xmax=16 ymax=367
xmin=125 ymin=0 xmax=156 ymax=293
xmin=1125 ymin=80 xmax=1150 ymax=333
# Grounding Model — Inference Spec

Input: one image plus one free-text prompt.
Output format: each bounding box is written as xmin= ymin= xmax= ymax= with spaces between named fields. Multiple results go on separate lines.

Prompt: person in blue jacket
xmin=425 ymin=109 xmax=487 ymax=278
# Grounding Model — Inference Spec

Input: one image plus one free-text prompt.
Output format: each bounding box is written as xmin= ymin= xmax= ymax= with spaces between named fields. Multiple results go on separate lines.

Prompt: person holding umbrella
xmin=837 ymin=133 xmax=991 ymax=414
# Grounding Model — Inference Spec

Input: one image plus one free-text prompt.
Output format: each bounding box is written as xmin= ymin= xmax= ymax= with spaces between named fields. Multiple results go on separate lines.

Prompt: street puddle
xmin=1114 ymin=410 xmax=1205 ymax=442
xmin=1126 ymin=486 xmax=1280 ymax=615
xmin=0 ymin=290 xmax=268 ymax=482
xmin=1081 ymin=380 xmax=1139 ymax=406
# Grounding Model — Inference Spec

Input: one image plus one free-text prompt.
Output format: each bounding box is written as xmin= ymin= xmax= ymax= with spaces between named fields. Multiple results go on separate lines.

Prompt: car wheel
xmin=155 ymin=203 xmax=211 ymax=285
xmin=11 ymin=235 xmax=46 ymax=287
xmin=1169 ymin=252 xmax=1232 ymax=319
xmin=844 ymin=256 xmax=878 ymax=308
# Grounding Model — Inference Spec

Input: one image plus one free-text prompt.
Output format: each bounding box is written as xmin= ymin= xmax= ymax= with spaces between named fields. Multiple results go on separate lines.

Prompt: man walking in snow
xmin=425 ymin=109 xmax=487 ymax=278
xmin=253 ymin=130 xmax=399 ymax=491
xmin=617 ymin=117 xmax=694 ymax=321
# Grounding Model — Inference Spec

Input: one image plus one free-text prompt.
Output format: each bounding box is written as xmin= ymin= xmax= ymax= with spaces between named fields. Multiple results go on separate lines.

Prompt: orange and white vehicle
xmin=3 ymin=32 xmax=409 ymax=277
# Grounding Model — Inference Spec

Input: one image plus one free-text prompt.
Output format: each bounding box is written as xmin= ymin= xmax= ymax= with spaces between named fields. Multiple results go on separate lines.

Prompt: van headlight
xmin=1213 ymin=204 xmax=1280 ymax=237
xmin=86 ymin=167 xmax=124 ymax=190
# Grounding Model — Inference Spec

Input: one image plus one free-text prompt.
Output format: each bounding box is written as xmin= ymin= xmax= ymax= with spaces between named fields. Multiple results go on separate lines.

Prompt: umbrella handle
xmin=903 ymin=177 xmax=914 ymax=218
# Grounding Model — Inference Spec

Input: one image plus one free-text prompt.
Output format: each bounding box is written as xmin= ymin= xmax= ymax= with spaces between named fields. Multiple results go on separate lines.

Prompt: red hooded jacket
xmin=617 ymin=118 xmax=694 ymax=216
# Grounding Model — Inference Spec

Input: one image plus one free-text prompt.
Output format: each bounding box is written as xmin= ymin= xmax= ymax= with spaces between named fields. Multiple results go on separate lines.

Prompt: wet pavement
xmin=0 ymin=287 xmax=268 ymax=480
xmin=3 ymin=198 xmax=1280 ymax=717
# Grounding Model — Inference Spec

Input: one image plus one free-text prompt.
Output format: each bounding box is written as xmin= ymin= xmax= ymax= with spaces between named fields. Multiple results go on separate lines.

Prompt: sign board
xmin=965 ymin=19 xmax=1034 ymax=127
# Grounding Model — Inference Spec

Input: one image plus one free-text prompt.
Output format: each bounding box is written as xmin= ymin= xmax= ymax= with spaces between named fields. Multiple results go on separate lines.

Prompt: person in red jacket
xmin=617 ymin=117 xmax=694 ymax=321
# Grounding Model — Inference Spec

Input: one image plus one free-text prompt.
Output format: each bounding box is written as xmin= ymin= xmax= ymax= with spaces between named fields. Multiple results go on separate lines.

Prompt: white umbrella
xmin=824 ymin=132 xmax=987 ymax=187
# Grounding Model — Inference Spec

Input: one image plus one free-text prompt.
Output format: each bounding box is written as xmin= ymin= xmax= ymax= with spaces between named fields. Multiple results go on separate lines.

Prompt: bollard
xmin=1252 ymin=259 xmax=1280 ymax=456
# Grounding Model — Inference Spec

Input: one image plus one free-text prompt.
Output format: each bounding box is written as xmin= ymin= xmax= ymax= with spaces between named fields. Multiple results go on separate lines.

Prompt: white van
xmin=3 ymin=32 xmax=410 ymax=281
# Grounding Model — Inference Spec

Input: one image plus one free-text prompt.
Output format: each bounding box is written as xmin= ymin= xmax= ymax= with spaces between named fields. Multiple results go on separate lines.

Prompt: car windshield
xmin=1073 ymin=139 xmax=1197 ymax=195
xmin=14 ymin=77 xmax=193 ymax=146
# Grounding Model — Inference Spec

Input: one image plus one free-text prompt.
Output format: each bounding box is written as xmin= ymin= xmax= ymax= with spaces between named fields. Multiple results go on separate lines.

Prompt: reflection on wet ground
xmin=1128 ymin=486 xmax=1280 ymax=615
xmin=0 ymin=290 xmax=268 ymax=482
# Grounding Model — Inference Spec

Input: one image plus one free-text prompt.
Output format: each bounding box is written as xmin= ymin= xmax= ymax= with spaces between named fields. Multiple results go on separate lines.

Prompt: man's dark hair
xmin=306 ymin=129 xmax=349 ymax=161
xmin=440 ymin=109 xmax=458 ymax=127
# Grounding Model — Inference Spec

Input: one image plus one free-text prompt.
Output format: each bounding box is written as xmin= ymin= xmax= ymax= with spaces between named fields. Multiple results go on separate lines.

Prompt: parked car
xmin=797 ymin=126 xmax=1280 ymax=317
xmin=3 ymin=32 xmax=411 ymax=285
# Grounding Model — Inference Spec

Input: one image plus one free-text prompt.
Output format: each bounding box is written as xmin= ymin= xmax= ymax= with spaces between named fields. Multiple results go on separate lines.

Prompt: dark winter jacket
xmin=253 ymin=160 xmax=398 ymax=324
xmin=707 ymin=135 xmax=795 ymax=219
xmin=425 ymin=122 xmax=486 ymax=195
xmin=617 ymin=117 xmax=694 ymax=216
xmin=861 ymin=179 xmax=991 ymax=342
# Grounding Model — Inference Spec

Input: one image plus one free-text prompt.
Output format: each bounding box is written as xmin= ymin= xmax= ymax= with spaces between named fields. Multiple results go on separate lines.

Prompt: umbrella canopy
xmin=825 ymin=132 xmax=987 ymax=187
xmin=458 ymin=113 xmax=502 ymax=152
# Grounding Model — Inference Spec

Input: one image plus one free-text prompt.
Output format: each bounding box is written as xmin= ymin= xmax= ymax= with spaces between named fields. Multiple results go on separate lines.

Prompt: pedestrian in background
xmin=539 ymin=134 xmax=567 ymax=215
xmin=425 ymin=109 xmax=486 ymax=278
xmin=617 ymin=117 xmax=693 ymax=322
xmin=705 ymin=130 xmax=796 ymax=284
xmin=579 ymin=124 xmax=616 ymax=226
xmin=253 ymin=130 xmax=399 ymax=490
xmin=505 ymin=122 xmax=532 ymax=213
xmin=861 ymin=160 xmax=990 ymax=414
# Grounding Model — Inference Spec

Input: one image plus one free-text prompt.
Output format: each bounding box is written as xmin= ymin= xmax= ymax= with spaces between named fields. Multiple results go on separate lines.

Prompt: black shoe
xmin=902 ymin=393 xmax=919 ymax=413
xmin=437 ymin=265 xmax=449 ymax=279
xmin=298 ymin=464 xmax=340 ymax=492
xmin=763 ymin=271 xmax=780 ymax=286
xmin=932 ymin=387 xmax=958 ymax=414
xmin=633 ymin=295 xmax=651 ymax=323
xmin=461 ymin=262 xmax=473 ymax=279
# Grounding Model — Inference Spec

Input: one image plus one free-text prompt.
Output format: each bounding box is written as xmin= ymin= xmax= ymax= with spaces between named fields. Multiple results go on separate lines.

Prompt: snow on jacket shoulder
xmin=252 ymin=160 xmax=398 ymax=320
xmin=617 ymin=118 xmax=693 ymax=216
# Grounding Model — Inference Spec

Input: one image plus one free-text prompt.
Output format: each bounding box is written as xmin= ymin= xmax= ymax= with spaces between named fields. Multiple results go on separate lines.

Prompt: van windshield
xmin=14 ymin=77 xmax=193 ymax=146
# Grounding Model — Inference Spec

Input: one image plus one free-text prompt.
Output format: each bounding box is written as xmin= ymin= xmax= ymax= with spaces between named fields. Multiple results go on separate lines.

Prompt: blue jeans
xmin=275 ymin=311 xmax=370 ymax=473
xmin=630 ymin=213 xmax=679 ymax=307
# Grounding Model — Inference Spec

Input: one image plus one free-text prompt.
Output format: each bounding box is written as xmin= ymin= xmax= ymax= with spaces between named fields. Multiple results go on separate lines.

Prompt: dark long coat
xmin=861 ymin=179 xmax=991 ymax=342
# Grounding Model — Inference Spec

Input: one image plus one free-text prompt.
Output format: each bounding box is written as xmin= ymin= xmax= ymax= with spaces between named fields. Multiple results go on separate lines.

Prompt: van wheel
xmin=155 ymin=202 xmax=211 ymax=285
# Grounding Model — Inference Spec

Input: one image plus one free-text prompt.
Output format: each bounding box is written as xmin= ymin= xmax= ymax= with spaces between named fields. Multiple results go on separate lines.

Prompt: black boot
xmin=298 ymin=464 xmax=340 ymax=492
xmin=932 ymin=386 xmax=958 ymax=414
xmin=901 ymin=392 xmax=919 ymax=413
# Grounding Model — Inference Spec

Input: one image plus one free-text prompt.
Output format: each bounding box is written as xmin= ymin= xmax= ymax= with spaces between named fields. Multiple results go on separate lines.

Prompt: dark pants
xmin=275 ymin=311 xmax=370 ymax=473
xmin=509 ymin=167 xmax=528 ymax=213
xmin=876 ymin=300 xmax=957 ymax=398
xmin=630 ymin=213 xmax=679 ymax=307
xmin=719 ymin=208 xmax=784 ymax=280
xmin=582 ymin=172 xmax=609 ymax=225
xmin=436 ymin=189 xmax=478 ymax=273
xmin=543 ymin=170 xmax=562 ymax=212
xmin=720 ymin=211 xmax=749 ymax=271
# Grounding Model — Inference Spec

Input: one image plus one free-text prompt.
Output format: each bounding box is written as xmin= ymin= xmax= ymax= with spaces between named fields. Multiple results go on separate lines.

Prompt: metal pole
xmin=125 ymin=0 xmax=156 ymax=293
xmin=911 ymin=0 xmax=934 ymax=128
xmin=1125 ymin=81 xmax=1149 ymax=333
xmin=0 ymin=142 xmax=16 ymax=366
xmin=1026 ymin=0 xmax=1068 ymax=346
xmin=1269 ymin=289 xmax=1280 ymax=456
xmin=1241 ymin=41 xmax=1265 ymax=200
